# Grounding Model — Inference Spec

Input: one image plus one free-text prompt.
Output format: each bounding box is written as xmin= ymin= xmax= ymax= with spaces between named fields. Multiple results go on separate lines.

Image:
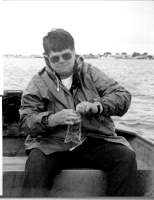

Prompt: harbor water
xmin=3 ymin=58 xmax=154 ymax=141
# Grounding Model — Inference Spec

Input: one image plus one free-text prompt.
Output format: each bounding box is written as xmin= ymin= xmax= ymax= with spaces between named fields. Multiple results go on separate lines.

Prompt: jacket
xmin=19 ymin=61 xmax=133 ymax=154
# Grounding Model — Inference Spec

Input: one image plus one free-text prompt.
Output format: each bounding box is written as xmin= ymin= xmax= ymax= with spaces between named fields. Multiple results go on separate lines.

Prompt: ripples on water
xmin=3 ymin=58 xmax=154 ymax=140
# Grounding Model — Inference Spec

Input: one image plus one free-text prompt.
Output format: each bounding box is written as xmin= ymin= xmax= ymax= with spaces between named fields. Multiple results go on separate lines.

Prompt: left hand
xmin=76 ymin=101 xmax=102 ymax=114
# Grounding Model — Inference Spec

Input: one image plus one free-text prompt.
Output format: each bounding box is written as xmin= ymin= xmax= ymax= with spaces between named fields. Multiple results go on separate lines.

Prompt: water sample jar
xmin=64 ymin=114 xmax=82 ymax=144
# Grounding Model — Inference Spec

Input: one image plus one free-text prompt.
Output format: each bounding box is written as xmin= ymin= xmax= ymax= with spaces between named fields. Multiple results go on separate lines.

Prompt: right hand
xmin=48 ymin=109 xmax=80 ymax=127
xmin=76 ymin=101 xmax=101 ymax=114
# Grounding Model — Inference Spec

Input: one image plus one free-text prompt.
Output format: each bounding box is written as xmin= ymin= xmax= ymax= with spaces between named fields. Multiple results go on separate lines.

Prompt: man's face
xmin=48 ymin=49 xmax=75 ymax=79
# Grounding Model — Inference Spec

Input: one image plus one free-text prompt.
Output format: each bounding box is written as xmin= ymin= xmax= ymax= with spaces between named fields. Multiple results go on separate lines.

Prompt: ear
xmin=43 ymin=53 xmax=51 ymax=67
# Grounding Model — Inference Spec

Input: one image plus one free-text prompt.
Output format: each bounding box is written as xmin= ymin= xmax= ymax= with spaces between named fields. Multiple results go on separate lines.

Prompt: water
xmin=3 ymin=58 xmax=154 ymax=141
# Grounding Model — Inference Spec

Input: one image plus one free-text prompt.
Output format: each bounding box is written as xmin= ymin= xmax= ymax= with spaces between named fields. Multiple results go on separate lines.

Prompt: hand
xmin=48 ymin=109 xmax=80 ymax=127
xmin=76 ymin=101 xmax=102 ymax=114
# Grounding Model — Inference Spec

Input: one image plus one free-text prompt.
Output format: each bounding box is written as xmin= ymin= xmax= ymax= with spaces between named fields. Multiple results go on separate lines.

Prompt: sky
xmin=1 ymin=0 xmax=154 ymax=56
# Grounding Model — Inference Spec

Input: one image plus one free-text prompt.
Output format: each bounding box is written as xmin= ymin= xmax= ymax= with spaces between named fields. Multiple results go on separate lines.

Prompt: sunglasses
xmin=49 ymin=52 xmax=72 ymax=63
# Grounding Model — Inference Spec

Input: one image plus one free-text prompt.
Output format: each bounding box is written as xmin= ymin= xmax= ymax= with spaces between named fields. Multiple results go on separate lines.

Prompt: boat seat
xmin=3 ymin=156 xmax=107 ymax=197
xmin=3 ymin=156 xmax=154 ymax=197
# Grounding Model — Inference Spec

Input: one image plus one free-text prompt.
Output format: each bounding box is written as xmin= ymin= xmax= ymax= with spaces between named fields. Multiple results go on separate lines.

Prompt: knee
xmin=25 ymin=148 xmax=46 ymax=171
xmin=120 ymin=147 xmax=137 ymax=168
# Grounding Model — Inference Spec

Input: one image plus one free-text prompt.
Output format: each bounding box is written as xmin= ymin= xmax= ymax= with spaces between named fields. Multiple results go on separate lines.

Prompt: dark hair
xmin=43 ymin=28 xmax=75 ymax=56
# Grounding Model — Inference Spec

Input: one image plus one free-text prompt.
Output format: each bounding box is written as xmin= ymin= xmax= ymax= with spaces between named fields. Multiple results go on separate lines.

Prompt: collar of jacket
xmin=45 ymin=60 xmax=81 ymax=92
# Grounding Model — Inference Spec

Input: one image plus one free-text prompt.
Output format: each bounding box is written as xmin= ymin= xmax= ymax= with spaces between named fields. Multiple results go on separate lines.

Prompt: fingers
xmin=65 ymin=116 xmax=81 ymax=125
xmin=59 ymin=109 xmax=81 ymax=125
xmin=48 ymin=101 xmax=102 ymax=128
xmin=85 ymin=105 xmax=92 ymax=113
xmin=76 ymin=101 xmax=87 ymax=113
xmin=76 ymin=102 xmax=98 ymax=114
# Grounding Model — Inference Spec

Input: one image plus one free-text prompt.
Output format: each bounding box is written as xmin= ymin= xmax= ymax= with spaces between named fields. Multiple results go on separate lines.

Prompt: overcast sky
xmin=1 ymin=1 xmax=154 ymax=56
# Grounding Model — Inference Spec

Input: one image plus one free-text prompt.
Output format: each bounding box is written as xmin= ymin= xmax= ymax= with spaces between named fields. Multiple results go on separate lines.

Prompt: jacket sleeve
xmin=19 ymin=80 xmax=53 ymax=137
xmin=88 ymin=65 xmax=132 ymax=117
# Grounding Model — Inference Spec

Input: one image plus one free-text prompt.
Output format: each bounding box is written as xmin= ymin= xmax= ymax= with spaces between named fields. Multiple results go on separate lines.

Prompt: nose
xmin=59 ymin=56 xmax=65 ymax=63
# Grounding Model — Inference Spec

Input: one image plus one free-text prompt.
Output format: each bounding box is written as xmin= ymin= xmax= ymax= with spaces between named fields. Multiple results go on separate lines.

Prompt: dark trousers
xmin=21 ymin=137 xmax=137 ymax=197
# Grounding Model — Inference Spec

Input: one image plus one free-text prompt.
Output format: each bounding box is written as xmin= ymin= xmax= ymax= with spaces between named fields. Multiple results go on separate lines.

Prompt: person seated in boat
xmin=19 ymin=28 xmax=137 ymax=197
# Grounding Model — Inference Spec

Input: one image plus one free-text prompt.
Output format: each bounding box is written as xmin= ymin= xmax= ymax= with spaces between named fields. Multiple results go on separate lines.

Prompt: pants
xmin=21 ymin=137 xmax=137 ymax=197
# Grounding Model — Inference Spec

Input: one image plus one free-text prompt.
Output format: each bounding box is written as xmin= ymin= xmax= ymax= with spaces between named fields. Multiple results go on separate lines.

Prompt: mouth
xmin=58 ymin=65 xmax=68 ymax=69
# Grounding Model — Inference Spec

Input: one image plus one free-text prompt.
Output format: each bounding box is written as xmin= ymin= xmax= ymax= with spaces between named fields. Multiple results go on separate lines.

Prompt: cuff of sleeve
xmin=42 ymin=111 xmax=53 ymax=128
xmin=90 ymin=97 xmax=107 ymax=115
xmin=91 ymin=98 xmax=111 ymax=116
xmin=98 ymin=98 xmax=111 ymax=116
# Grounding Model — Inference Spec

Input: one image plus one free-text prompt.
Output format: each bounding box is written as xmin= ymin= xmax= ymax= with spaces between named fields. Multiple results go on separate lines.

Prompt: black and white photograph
xmin=1 ymin=0 xmax=154 ymax=198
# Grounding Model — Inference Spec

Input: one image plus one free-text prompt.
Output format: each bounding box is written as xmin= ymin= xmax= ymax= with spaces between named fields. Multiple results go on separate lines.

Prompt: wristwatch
xmin=97 ymin=104 xmax=101 ymax=114
xmin=42 ymin=115 xmax=50 ymax=127
xmin=93 ymin=101 xmax=103 ymax=114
